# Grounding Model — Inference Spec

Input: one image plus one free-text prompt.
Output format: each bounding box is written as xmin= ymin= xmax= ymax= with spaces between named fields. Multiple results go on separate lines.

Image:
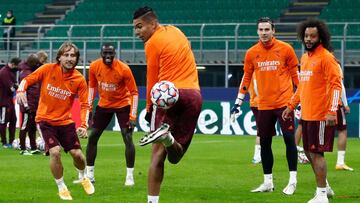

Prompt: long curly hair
xmin=297 ymin=18 xmax=333 ymax=52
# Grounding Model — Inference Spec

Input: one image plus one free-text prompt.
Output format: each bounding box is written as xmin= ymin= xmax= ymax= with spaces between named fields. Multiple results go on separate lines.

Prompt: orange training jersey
xmin=249 ymin=74 xmax=258 ymax=108
xmin=18 ymin=63 xmax=89 ymax=128
xmin=145 ymin=25 xmax=200 ymax=111
xmin=238 ymin=38 xmax=299 ymax=110
xmin=88 ymin=58 xmax=138 ymax=120
xmin=289 ymin=45 xmax=342 ymax=120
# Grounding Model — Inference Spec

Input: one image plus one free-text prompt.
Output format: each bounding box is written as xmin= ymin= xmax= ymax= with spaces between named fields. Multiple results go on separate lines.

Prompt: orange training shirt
xmin=145 ymin=25 xmax=200 ymax=111
xmin=88 ymin=58 xmax=138 ymax=120
xmin=238 ymin=38 xmax=299 ymax=110
xmin=289 ymin=45 xmax=342 ymax=120
xmin=18 ymin=63 xmax=90 ymax=128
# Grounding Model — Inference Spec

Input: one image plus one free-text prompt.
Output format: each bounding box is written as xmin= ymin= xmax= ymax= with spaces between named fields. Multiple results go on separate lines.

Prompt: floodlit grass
xmin=0 ymin=132 xmax=359 ymax=203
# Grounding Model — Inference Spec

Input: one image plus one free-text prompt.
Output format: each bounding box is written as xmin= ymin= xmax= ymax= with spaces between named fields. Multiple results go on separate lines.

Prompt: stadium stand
xmin=42 ymin=0 xmax=290 ymax=50
xmin=319 ymin=0 xmax=360 ymax=51
xmin=0 ymin=0 xmax=50 ymax=26
xmin=0 ymin=0 xmax=359 ymax=66
xmin=0 ymin=0 xmax=51 ymax=40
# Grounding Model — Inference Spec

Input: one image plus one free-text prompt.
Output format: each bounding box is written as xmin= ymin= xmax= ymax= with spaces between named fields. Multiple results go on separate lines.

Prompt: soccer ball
xmin=150 ymin=81 xmax=179 ymax=110
xmin=12 ymin=139 xmax=20 ymax=150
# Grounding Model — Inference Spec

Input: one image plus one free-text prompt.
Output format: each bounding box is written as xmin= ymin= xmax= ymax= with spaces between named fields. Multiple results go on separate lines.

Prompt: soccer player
xmin=84 ymin=44 xmax=138 ymax=186
xmin=16 ymin=42 xmax=94 ymax=200
xmin=18 ymin=54 xmax=41 ymax=155
xmin=294 ymin=82 xmax=352 ymax=168
xmin=36 ymin=50 xmax=48 ymax=65
xmin=249 ymin=76 xmax=261 ymax=164
xmin=294 ymin=106 xmax=310 ymax=164
xmin=282 ymin=19 xmax=342 ymax=203
xmin=334 ymin=66 xmax=353 ymax=171
xmin=230 ymin=17 xmax=299 ymax=195
xmin=0 ymin=57 xmax=21 ymax=148
xmin=133 ymin=6 xmax=202 ymax=203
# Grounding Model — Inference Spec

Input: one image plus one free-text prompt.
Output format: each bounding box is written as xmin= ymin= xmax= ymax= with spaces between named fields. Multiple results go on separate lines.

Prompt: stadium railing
xmin=0 ymin=22 xmax=359 ymax=85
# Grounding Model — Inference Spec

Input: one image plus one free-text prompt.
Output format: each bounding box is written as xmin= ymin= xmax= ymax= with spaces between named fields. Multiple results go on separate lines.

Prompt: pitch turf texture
xmin=0 ymin=132 xmax=359 ymax=203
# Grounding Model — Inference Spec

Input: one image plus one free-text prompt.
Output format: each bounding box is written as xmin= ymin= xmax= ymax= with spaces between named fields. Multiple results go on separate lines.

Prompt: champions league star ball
xmin=150 ymin=81 xmax=179 ymax=110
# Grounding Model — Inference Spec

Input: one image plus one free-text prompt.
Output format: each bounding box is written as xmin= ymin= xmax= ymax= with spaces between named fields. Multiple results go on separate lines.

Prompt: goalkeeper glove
xmin=231 ymin=104 xmax=241 ymax=114
xmin=230 ymin=96 xmax=244 ymax=122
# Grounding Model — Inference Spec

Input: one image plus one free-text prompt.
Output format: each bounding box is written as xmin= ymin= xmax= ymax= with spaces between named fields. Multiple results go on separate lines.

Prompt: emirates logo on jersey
xmin=299 ymin=70 xmax=313 ymax=81
xmin=257 ymin=60 xmax=280 ymax=71
xmin=98 ymin=81 xmax=117 ymax=92
xmin=47 ymin=83 xmax=72 ymax=100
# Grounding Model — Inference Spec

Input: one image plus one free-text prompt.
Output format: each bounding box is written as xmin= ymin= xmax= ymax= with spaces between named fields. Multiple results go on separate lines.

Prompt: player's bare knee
xmin=69 ymin=149 xmax=84 ymax=160
xmin=49 ymin=146 xmax=61 ymax=160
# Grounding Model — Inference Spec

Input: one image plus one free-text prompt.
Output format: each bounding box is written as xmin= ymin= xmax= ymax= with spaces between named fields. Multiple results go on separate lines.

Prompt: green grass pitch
xmin=0 ymin=132 xmax=359 ymax=203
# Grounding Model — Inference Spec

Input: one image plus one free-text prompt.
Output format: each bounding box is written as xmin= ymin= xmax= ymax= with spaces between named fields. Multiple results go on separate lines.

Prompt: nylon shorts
xmin=37 ymin=121 xmax=81 ymax=154
xmin=301 ymin=120 xmax=335 ymax=153
xmin=92 ymin=105 xmax=130 ymax=130
xmin=256 ymin=107 xmax=294 ymax=138
xmin=151 ymin=89 xmax=202 ymax=152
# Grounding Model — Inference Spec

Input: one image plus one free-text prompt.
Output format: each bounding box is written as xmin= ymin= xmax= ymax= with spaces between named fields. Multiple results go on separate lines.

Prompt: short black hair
xmin=133 ymin=6 xmax=157 ymax=20
xmin=10 ymin=57 xmax=21 ymax=65
xmin=101 ymin=43 xmax=115 ymax=50
xmin=257 ymin=17 xmax=275 ymax=29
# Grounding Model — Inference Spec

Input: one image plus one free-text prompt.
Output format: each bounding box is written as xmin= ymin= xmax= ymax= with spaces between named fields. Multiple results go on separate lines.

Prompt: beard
xmin=304 ymin=40 xmax=321 ymax=51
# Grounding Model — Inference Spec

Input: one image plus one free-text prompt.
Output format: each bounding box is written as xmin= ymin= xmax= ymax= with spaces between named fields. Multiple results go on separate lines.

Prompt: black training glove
xmin=230 ymin=96 xmax=244 ymax=122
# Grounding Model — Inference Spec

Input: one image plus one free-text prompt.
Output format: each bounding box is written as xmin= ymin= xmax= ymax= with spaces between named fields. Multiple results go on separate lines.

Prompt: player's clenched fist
xmin=76 ymin=127 xmax=88 ymax=139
